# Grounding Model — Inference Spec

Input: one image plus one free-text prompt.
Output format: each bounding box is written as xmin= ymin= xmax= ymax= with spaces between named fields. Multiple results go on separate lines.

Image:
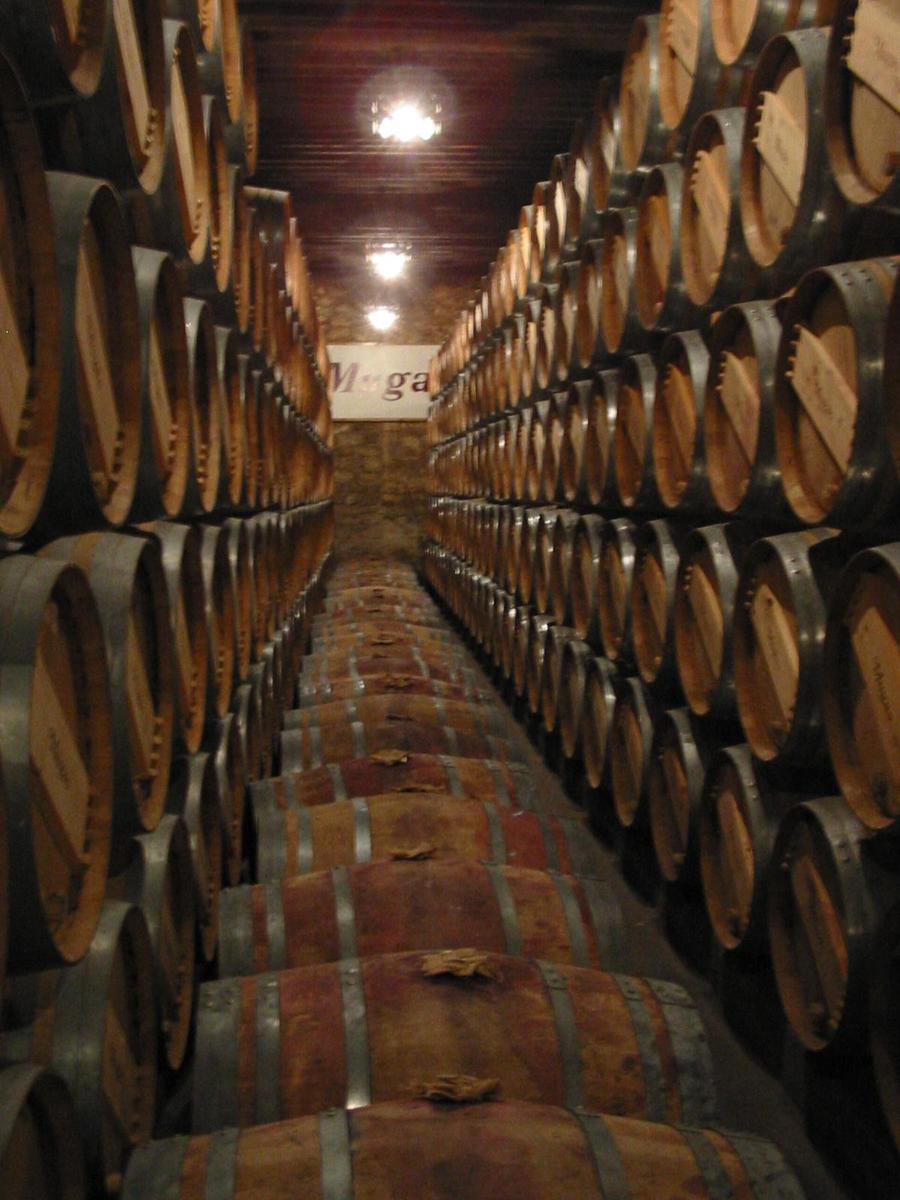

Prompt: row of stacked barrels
xmin=422 ymin=0 xmax=900 ymax=1176
xmin=423 ymin=493 xmax=900 ymax=1157
xmin=65 ymin=558 xmax=812 ymax=1199
xmin=0 ymin=0 xmax=333 ymax=544
xmin=0 ymin=500 xmax=335 ymax=1195
xmin=0 ymin=0 xmax=339 ymax=1195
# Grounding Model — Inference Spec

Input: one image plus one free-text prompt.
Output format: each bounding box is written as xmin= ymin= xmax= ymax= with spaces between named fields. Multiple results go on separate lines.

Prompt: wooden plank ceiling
xmin=240 ymin=1 xmax=643 ymax=289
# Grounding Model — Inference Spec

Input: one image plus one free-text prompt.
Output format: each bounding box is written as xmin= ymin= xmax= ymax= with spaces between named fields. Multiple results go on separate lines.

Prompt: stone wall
xmin=318 ymin=274 xmax=473 ymax=563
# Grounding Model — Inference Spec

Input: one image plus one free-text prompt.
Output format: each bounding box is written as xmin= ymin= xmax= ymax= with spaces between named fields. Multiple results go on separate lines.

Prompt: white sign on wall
xmin=328 ymin=344 xmax=437 ymax=420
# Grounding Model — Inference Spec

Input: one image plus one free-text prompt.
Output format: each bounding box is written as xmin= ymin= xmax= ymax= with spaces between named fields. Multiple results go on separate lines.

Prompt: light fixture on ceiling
xmin=372 ymin=97 xmax=441 ymax=143
xmin=367 ymin=305 xmax=399 ymax=332
xmin=367 ymin=242 xmax=411 ymax=281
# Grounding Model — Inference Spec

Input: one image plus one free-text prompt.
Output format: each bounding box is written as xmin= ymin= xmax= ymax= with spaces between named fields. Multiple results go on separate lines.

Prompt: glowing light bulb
xmin=373 ymin=99 xmax=441 ymax=143
xmin=367 ymin=306 xmax=398 ymax=332
xmin=369 ymin=247 xmax=409 ymax=280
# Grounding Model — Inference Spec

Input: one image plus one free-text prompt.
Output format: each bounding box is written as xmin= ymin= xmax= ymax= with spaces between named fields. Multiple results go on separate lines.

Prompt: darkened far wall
xmin=316 ymin=274 xmax=474 ymax=563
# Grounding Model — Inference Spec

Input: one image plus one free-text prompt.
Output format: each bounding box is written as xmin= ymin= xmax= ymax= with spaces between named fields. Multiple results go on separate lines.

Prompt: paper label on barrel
xmin=789 ymin=326 xmax=856 ymax=471
xmin=718 ymin=352 xmax=758 ymax=463
xmin=114 ymin=0 xmax=151 ymax=148
xmin=76 ymin=234 xmax=120 ymax=479
xmin=148 ymin=321 xmax=174 ymax=467
xmin=126 ymin=612 xmax=157 ymax=781
xmin=31 ymin=648 xmax=90 ymax=872
xmin=171 ymin=62 xmax=199 ymax=237
xmin=750 ymin=581 xmax=798 ymax=723
xmin=847 ymin=0 xmax=900 ymax=116
xmin=850 ymin=601 xmax=900 ymax=787
xmin=667 ymin=0 xmax=699 ymax=72
xmin=755 ymin=90 xmax=805 ymax=208
xmin=0 ymin=252 xmax=29 ymax=453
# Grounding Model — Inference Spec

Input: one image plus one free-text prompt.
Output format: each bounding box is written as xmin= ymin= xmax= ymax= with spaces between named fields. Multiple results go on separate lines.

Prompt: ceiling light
xmin=367 ymin=305 xmax=398 ymax=332
xmin=372 ymin=98 xmax=441 ymax=143
xmin=367 ymin=243 xmax=411 ymax=281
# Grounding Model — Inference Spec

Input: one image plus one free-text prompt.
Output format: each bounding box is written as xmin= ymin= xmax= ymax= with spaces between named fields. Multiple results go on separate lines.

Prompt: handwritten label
xmin=789 ymin=325 xmax=856 ymax=471
xmin=850 ymin=599 xmax=900 ymax=795
xmin=718 ymin=352 xmax=758 ymax=463
xmin=171 ymin=60 xmax=198 ymax=237
xmin=750 ymin=581 xmax=798 ymax=724
xmin=114 ymin=0 xmax=151 ymax=148
xmin=0 ymin=250 xmax=28 ymax=453
xmin=847 ymin=0 xmax=900 ymax=115
xmin=76 ymin=229 xmax=120 ymax=479
xmin=755 ymin=90 xmax=805 ymax=208
xmin=30 ymin=645 xmax=90 ymax=872
xmin=668 ymin=0 xmax=699 ymax=72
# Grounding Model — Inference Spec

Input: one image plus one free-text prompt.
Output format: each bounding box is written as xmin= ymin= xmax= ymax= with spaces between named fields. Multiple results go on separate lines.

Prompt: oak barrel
xmin=0 ymin=0 xmax=106 ymax=102
xmin=619 ymin=15 xmax=675 ymax=175
xmin=631 ymin=518 xmax=686 ymax=694
xmin=648 ymin=706 xmax=715 ymax=884
xmin=166 ymin=752 xmax=223 ymax=964
xmin=652 ymin=329 xmax=712 ymax=512
xmin=182 ymin=297 xmax=223 ymax=515
xmin=597 ymin=516 xmax=638 ymax=666
xmin=658 ymin=0 xmax=744 ymax=135
xmin=582 ymin=655 xmax=619 ymax=793
xmin=612 ymin=354 xmax=659 ymax=511
xmin=199 ymin=523 xmax=235 ymax=720
xmin=284 ymin=693 xmax=505 ymax=740
xmin=635 ymin=162 xmax=693 ymax=334
xmin=557 ymin=637 xmax=594 ymax=760
xmin=0 ymin=1063 xmax=85 ymax=1200
xmin=609 ymin=675 xmax=660 ymax=829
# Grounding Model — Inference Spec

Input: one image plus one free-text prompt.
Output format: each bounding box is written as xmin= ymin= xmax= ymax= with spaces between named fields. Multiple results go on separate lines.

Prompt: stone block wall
xmin=316 ymin=274 xmax=473 ymax=563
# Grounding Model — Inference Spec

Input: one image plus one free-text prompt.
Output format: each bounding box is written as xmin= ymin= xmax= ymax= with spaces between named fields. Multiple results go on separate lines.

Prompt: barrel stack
xmin=424 ymin=0 xmax=900 ymax=1191
xmin=0 ymin=2 xmax=334 ymax=1194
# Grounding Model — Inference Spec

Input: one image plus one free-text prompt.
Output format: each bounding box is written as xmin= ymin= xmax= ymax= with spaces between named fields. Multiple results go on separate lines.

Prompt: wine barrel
xmin=619 ymin=15 xmax=676 ymax=176
xmin=296 ymin=669 xmax=488 ymax=711
xmin=769 ymin=795 xmax=900 ymax=1049
xmin=540 ymin=626 xmax=579 ymax=735
xmin=570 ymin=515 xmax=605 ymax=646
xmin=552 ymin=263 xmax=581 ymax=387
xmin=147 ymin=20 xmax=210 ymax=266
xmin=196 ymin=0 xmax=242 ymax=125
xmin=558 ymin=381 xmax=592 ymax=504
xmin=548 ymin=509 xmax=581 ymax=627
xmin=557 ymin=638 xmax=594 ymax=760
xmin=40 ymin=531 xmax=174 ymax=872
xmin=648 ymin=706 xmax=715 ymax=884
xmin=612 ymin=354 xmax=659 ymax=510
xmin=585 ymin=369 xmax=621 ymax=506
xmin=739 ymin=29 xmax=851 ymax=291
xmin=588 ymin=74 xmax=631 ymax=215
xmin=247 ymin=660 xmax=275 ymax=777
xmin=237 ymin=351 xmax=260 ymax=508
xmin=250 ymin=752 xmax=543 ymax=814
xmin=231 ymin=679 xmax=264 ymax=782
xmin=318 ymin=599 xmax=442 ymax=627
xmin=226 ymin=23 xmax=258 ymax=176
xmin=194 ymin=951 xmax=716 ymax=1130
xmin=825 ymin=0 xmax=900 ymax=212
xmin=182 ymin=298 xmax=222 ymax=514
xmin=711 ymin=0 xmax=821 ymax=70
xmin=674 ymin=521 xmax=756 ymax=721
xmin=597 ymin=516 xmax=638 ymax=666
xmin=222 ymin=517 xmax=252 ymax=681
xmin=517 ymin=506 xmax=550 ymax=605
xmin=700 ymin=743 xmax=797 ymax=952
xmin=123 ymin=1098 xmax=805 ymax=1200
xmin=189 ymin=95 xmax=232 ymax=299
xmin=631 ymin=518 xmax=687 ymax=695
xmin=0 ymin=50 xmax=60 ymax=540
xmin=652 ymin=329 xmax=712 ymax=512
xmin=775 ymin=256 xmax=899 ymax=528
xmin=0 ymin=1063 xmax=85 ymax=1200
xmin=280 ymin=716 xmax=520 ymax=775
xmin=525 ymin=400 xmax=551 ymax=504
xmin=823 ymin=542 xmax=900 ymax=831
xmin=658 ymin=0 xmax=744 ymax=136
xmin=35 ymin=174 xmax=141 ymax=534
xmin=733 ymin=529 xmax=839 ymax=766
xmin=0 ymin=555 xmax=112 ymax=971
xmin=208 ymin=713 xmax=246 ymax=886
xmin=145 ymin=521 xmax=208 ymax=754
xmin=1 ymin=901 xmax=156 ymax=1194
xmin=199 ymin=524 xmax=235 ymax=720
xmin=299 ymin=649 xmax=479 ymax=695
xmin=166 ymin=753 xmax=223 ymax=963
xmin=0 ymin=0 xmax=106 ymax=103
xmin=533 ymin=508 xmax=561 ymax=613
xmin=253 ymin=792 xmax=600 ymax=882
xmin=110 ymin=814 xmax=195 ymax=1072
xmin=71 ymin=0 xmax=166 ymax=195
xmin=309 ymin=621 xmax=458 ymax=653
xmin=635 ymin=163 xmax=693 ymax=334
xmin=528 ymin=180 xmax=551 ymax=287
xmin=284 ymin=694 xmax=506 ymax=742
xmin=681 ymin=107 xmax=755 ymax=309
xmin=525 ymin=613 xmax=556 ymax=716
xmin=609 ymin=675 xmax=661 ymax=829
xmin=128 ymin=248 xmax=191 ymax=521
xmin=600 ymin=206 xmax=650 ymax=355
xmin=217 ymin=859 xmax=623 ymax=978
xmin=512 ymin=603 xmax=535 ymax=698
xmin=574 ymin=239 xmax=604 ymax=368
xmin=871 ymin=897 xmax=900 ymax=1155
xmin=582 ymin=655 xmax=619 ymax=792
xmin=704 ymin=298 xmax=788 ymax=517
